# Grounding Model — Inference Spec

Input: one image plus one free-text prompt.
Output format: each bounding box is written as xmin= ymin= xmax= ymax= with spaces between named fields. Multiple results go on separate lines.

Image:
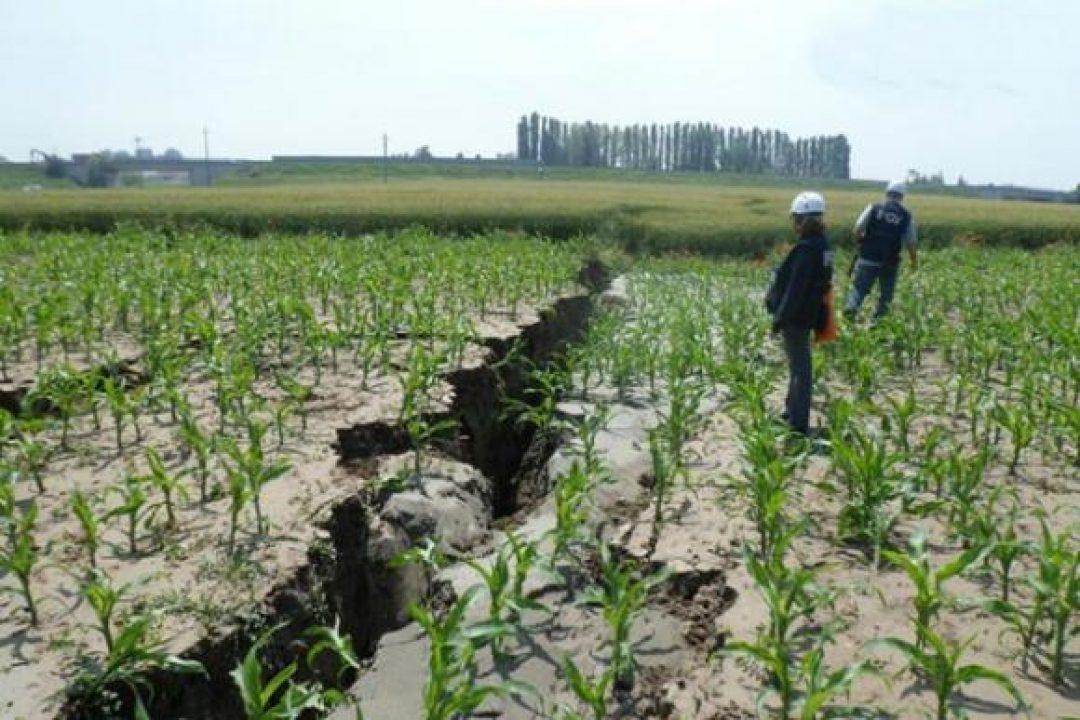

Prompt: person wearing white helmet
xmin=844 ymin=180 xmax=918 ymax=320
xmin=765 ymin=191 xmax=834 ymax=436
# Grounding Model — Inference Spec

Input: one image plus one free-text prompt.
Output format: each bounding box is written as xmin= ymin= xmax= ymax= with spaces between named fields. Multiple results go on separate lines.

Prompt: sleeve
xmin=772 ymin=248 xmax=814 ymax=328
xmin=902 ymin=216 xmax=918 ymax=249
xmin=854 ymin=204 xmax=872 ymax=234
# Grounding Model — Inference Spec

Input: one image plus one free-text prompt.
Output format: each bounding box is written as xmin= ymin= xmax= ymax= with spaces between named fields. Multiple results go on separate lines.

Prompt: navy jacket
xmin=860 ymin=200 xmax=911 ymax=265
xmin=766 ymin=234 xmax=834 ymax=330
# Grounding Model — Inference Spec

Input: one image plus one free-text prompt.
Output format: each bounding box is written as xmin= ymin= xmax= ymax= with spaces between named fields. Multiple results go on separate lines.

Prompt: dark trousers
xmin=844 ymin=259 xmax=899 ymax=319
xmin=781 ymin=326 xmax=812 ymax=434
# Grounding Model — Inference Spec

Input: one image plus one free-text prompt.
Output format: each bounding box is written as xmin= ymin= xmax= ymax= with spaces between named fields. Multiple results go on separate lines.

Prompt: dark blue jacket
xmin=860 ymin=200 xmax=911 ymax=265
xmin=766 ymin=234 xmax=834 ymax=330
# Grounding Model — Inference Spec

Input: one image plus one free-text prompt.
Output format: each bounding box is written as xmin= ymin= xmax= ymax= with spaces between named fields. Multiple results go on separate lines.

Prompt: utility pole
xmin=202 ymin=125 xmax=211 ymax=187
xmin=382 ymin=133 xmax=388 ymax=184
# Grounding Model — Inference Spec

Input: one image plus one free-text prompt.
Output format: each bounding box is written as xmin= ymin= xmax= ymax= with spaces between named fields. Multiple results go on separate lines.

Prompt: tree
xmin=44 ymin=154 xmax=67 ymax=178
xmin=85 ymin=152 xmax=116 ymax=187
xmin=413 ymin=145 xmax=433 ymax=161
xmin=162 ymin=148 xmax=183 ymax=161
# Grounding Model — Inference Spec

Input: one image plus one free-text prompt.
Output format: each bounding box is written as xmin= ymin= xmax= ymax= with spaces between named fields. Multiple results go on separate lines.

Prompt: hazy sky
xmin=2 ymin=0 xmax=1077 ymax=188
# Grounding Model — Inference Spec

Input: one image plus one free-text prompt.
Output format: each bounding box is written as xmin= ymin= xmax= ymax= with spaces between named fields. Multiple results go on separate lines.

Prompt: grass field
xmin=1 ymin=176 xmax=1078 ymax=255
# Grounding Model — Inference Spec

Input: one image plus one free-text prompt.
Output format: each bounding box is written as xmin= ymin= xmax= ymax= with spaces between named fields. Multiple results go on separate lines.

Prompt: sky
xmin=1 ymin=0 xmax=1077 ymax=189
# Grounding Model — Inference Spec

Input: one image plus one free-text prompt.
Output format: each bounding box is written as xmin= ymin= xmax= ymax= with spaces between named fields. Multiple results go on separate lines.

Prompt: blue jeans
xmin=845 ymin=259 xmax=899 ymax=319
xmin=781 ymin=327 xmax=812 ymax=434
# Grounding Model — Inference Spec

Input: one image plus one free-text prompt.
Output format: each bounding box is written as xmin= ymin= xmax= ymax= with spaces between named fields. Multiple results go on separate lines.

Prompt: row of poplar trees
xmin=515 ymin=113 xmax=850 ymax=179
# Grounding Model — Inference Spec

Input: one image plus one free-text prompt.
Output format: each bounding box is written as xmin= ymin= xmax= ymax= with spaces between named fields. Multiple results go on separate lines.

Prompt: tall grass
xmin=1 ymin=179 xmax=1076 ymax=255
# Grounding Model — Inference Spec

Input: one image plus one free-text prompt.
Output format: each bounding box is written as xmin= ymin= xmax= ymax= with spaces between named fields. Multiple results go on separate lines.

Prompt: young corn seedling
xmin=397 ymin=345 xmax=456 ymax=479
xmin=145 ymin=447 xmax=189 ymax=530
xmin=72 ymin=612 xmax=205 ymax=720
xmin=647 ymin=430 xmax=676 ymax=560
xmin=882 ymin=385 xmax=919 ymax=454
xmin=794 ymin=638 xmax=878 ymax=720
xmin=719 ymin=535 xmax=832 ymax=720
xmin=12 ymin=435 xmax=50 ymax=494
xmin=561 ymin=654 xmax=613 ymax=720
xmin=222 ymin=419 xmax=292 ymax=540
xmin=81 ymin=569 xmax=129 ymax=653
xmin=962 ymin=489 xmax=1030 ymax=603
xmin=71 ymin=490 xmax=103 ymax=569
xmin=411 ymin=587 xmax=533 ymax=720
xmin=873 ymin=623 xmax=1028 ymax=720
xmin=232 ymin=624 xmax=329 ymax=720
xmin=29 ymin=364 xmax=82 ymax=449
xmin=566 ymin=403 xmax=611 ymax=479
xmin=103 ymin=375 xmax=132 ymax=452
xmin=106 ymin=473 xmax=159 ymax=555
xmin=724 ymin=631 xmax=875 ymax=720
xmin=731 ymin=417 xmax=800 ymax=561
xmin=830 ymin=426 xmax=907 ymax=569
xmin=881 ymin=529 xmax=984 ymax=651
xmin=466 ymin=540 xmax=549 ymax=657
xmin=276 ymin=372 xmax=314 ymax=437
xmin=548 ymin=462 xmax=594 ymax=573
xmin=0 ymin=499 xmax=42 ymax=625
xmin=1030 ymin=517 xmax=1077 ymax=686
xmin=179 ymin=409 xmax=216 ymax=503
xmin=581 ymin=544 xmax=670 ymax=693
xmin=992 ymin=402 xmax=1036 ymax=475
xmin=943 ymin=447 xmax=991 ymax=543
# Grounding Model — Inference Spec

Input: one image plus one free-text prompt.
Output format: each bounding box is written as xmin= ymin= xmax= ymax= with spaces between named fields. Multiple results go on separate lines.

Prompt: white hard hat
xmin=886 ymin=180 xmax=906 ymax=195
xmin=790 ymin=191 xmax=825 ymax=215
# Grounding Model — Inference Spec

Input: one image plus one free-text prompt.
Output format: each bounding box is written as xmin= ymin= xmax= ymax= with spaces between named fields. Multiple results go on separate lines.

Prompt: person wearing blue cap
xmin=766 ymin=192 xmax=834 ymax=436
xmin=844 ymin=180 xmax=919 ymax=321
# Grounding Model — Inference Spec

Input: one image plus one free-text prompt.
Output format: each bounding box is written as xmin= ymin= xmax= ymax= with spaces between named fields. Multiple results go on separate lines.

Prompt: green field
xmin=1 ymin=170 xmax=1077 ymax=255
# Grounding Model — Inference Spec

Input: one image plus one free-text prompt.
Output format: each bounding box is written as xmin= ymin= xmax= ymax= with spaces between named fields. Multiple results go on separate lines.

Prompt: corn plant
xmin=222 ymin=420 xmax=291 ymax=542
xmin=830 ymin=426 xmax=907 ymax=569
xmin=646 ymin=430 xmax=676 ymax=560
xmin=581 ymin=544 xmax=670 ymax=692
xmin=106 ymin=473 xmax=158 ymax=555
xmin=961 ymin=490 xmax=1030 ymax=603
xmin=992 ymin=402 xmax=1036 ymax=475
xmin=548 ymin=462 xmax=594 ymax=572
xmin=731 ymin=417 xmax=800 ymax=561
xmin=411 ymin=587 xmax=533 ymax=720
xmin=881 ymin=529 xmax=984 ymax=651
xmin=71 ymin=613 xmax=205 ymax=720
xmin=27 ymin=364 xmax=82 ymax=449
xmin=179 ymin=409 xmax=216 ymax=503
xmin=71 ymin=490 xmax=103 ymax=569
xmin=397 ymin=345 xmax=455 ymax=478
xmin=145 ymin=447 xmax=189 ymax=530
xmin=12 ymin=435 xmax=50 ymax=494
xmin=942 ymin=447 xmax=991 ymax=542
xmin=103 ymin=375 xmax=133 ymax=452
xmin=504 ymin=360 xmax=569 ymax=439
xmin=725 ymin=631 xmax=875 ymax=720
xmin=881 ymin=385 xmax=919 ymax=454
xmin=0 ymin=499 xmax=41 ymax=625
xmin=466 ymin=539 xmax=549 ymax=657
xmin=1029 ymin=518 xmax=1077 ymax=686
xmin=719 ymin=537 xmax=835 ymax=720
xmin=232 ymin=625 xmax=329 ymax=720
xmin=81 ymin=569 xmax=129 ymax=653
xmin=276 ymin=373 xmax=314 ymax=437
xmin=561 ymin=654 xmax=613 ymax=720
xmin=873 ymin=624 xmax=1028 ymax=720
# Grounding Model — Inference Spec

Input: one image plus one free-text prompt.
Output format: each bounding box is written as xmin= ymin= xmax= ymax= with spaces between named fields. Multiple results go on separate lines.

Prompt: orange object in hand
xmin=815 ymin=287 xmax=839 ymax=345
